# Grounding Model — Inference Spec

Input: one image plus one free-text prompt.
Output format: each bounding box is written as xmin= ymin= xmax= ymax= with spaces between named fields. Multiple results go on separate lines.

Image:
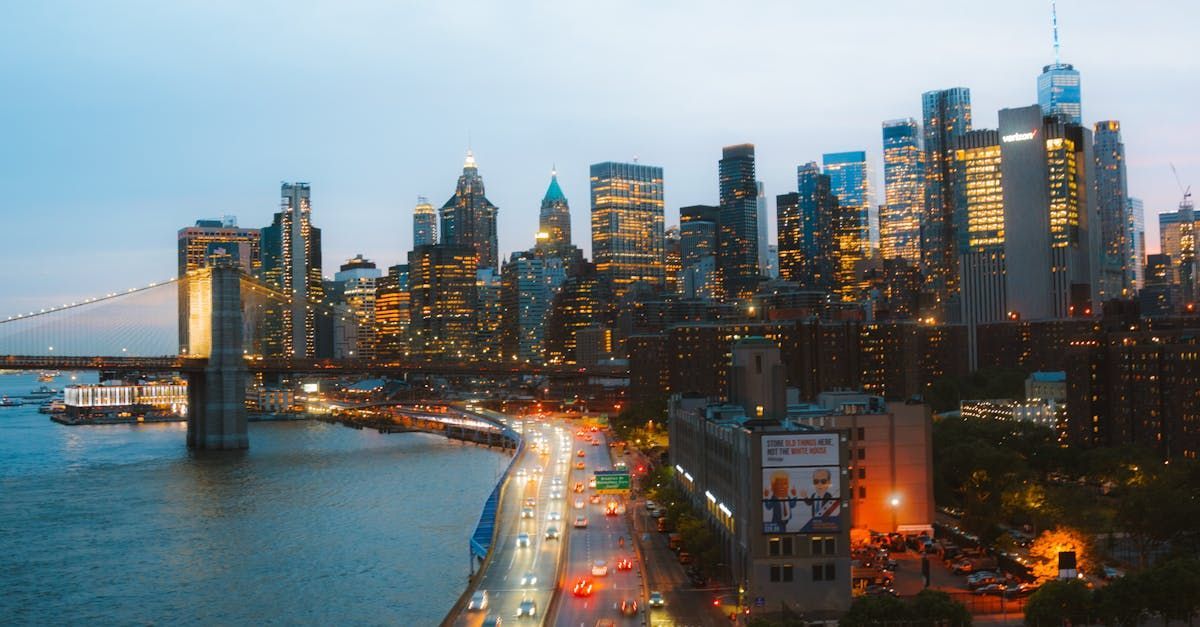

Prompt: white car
xmin=573 ymin=516 xmax=588 ymax=528
xmin=468 ymin=590 xmax=489 ymax=611
xmin=517 ymin=533 xmax=530 ymax=547
xmin=550 ymin=489 xmax=563 ymax=500
xmin=547 ymin=511 xmax=562 ymax=521
xmin=545 ymin=525 xmax=560 ymax=540
xmin=520 ymin=571 xmax=538 ymax=586
xmin=574 ymin=498 xmax=585 ymax=510
xmin=521 ymin=507 xmax=534 ymax=519
xmin=517 ymin=598 xmax=537 ymax=618
xmin=591 ymin=560 xmax=608 ymax=576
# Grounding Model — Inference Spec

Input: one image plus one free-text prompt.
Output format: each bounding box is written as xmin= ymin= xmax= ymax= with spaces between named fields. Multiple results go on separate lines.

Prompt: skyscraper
xmin=921 ymin=87 xmax=972 ymax=320
xmin=407 ymin=244 xmax=478 ymax=361
xmin=998 ymin=104 xmax=1096 ymax=319
xmin=539 ymin=169 xmax=572 ymax=247
xmin=413 ymin=196 xmax=437 ymax=248
xmin=881 ymin=119 xmax=924 ymax=263
xmin=1093 ymin=121 xmax=1131 ymax=298
xmin=374 ymin=264 xmax=410 ymax=360
xmin=954 ymin=129 xmax=1006 ymax=330
xmin=500 ymin=248 xmax=569 ymax=363
xmin=441 ymin=150 xmax=499 ymax=272
xmin=823 ymin=151 xmax=870 ymax=301
xmin=1159 ymin=200 xmax=1198 ymax=304
xmin=1037 ymin=3 xmax=1081 ymax=125
xmin=778 ymin=162 xmax=836 ymax=290
xmin=718 ymin=144 xmax=761 ymax=300
xmin=590 ymin=161 xmax=665 ymax=298
xmin=680 ymin=205 xmax=720 ymax=300
xmin=177 ymin=217 xmax=261 ymax=355
xmin=333 ymin=255 xmax=382 ymax=360
xmin=1127 ymin=197 xmax=1145 ymax=290
xmin=756 ymin=181 xmax=770 ymax=276
xmin=261 ymin=182 xmax=324 ymax=358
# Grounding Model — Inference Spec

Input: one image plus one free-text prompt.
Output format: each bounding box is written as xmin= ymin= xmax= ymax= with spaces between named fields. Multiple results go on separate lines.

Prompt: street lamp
xmin=890 ymin=495 xmax=901 ymax=533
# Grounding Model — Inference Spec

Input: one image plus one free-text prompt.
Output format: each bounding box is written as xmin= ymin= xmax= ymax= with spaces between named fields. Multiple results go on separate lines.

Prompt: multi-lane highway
xmin=451 ymin=420 xmax=572 ymax=626
xmin=550 ymin=428 xmax=642 ymax=626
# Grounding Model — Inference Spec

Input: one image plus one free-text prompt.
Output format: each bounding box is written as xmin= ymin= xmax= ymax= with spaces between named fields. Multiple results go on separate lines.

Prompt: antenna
xmin=1051 ymin=0 xmax=1060 ymax=65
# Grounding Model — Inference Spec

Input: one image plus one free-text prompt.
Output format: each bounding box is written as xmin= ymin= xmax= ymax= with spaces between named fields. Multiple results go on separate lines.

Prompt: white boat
xmin=0 ymin=396 xmax=24 ymax=407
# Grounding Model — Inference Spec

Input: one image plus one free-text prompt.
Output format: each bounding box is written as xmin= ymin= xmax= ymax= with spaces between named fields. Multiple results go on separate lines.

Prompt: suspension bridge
xmin=0 ymin=260 xmax=624 ymax=449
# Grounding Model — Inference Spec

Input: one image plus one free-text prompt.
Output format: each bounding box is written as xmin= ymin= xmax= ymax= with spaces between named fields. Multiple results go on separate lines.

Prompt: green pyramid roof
xmin=543 ymin=172 xmax=567 ymax=203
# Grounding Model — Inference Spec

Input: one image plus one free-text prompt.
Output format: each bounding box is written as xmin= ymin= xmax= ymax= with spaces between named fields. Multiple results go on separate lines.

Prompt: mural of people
xmin=762 ymin=470 xmax=801 ymax=533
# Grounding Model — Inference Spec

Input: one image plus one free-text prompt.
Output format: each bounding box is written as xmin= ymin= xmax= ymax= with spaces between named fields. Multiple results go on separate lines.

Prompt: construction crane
xmin=1171 ymin=163 xmax=1192 ymax=205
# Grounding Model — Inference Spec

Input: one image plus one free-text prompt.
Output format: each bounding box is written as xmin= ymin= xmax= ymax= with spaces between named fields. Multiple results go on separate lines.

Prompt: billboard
xmin=761 ymin=433 xmax=839 ymax=467
xmin=594 ymin=470 xmax=630 ymax=494
xmin=761 ymin=432 xmax=841 ymax=534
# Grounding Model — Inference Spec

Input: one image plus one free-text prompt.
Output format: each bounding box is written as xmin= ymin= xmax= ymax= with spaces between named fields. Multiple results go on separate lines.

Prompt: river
xmin=0 ymin=372 xmax=506 ymax=625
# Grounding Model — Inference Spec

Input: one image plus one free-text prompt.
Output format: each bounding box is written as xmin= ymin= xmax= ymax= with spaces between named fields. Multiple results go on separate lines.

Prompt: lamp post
xmin=889 ymin=496 xmax=900 ymax=533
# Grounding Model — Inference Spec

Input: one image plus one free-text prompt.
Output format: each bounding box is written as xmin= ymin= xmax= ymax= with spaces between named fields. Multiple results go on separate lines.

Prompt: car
xmin=967 ymin=572 xmax=1000 ymax=589
xmin=550 ymin=489 xmax=563 ymax=499
xmin=588 ymin=478 xmax=597 ymax=489
xmin=620 ymin=599 xmax=639 ymax=616
xmin=572 ymin=578 xmax=593 ymax=597
xmin=592 ymin=560 xmax=608 ymax=576
xmin=589 ymin=494 xmax=602 ymax=504
xmin=521 ymin=507 xmax=534 ymax=519
xmin=975 ymin=583 xmax=1017 ymax=596
xmin=1102 ymin=566 xmax=1125 ymax=580
xmin=605 ymin=502 xmax=619 ymax=516
xmin=616 ymin=558 xmax=633 ymax=571
xmin=520 ymin=571 xmax=538 ymax=586
xmin=524 ymin=497 xmax=536 ymax=507
xmin=574 ymin=482 xmax=585 ymax=493
xmin=591 ymin=440 xmax=600 ymax=446
xmin=576 ymin=461 xmax=585 ymax=470
xmin=574 ymin=516 xmax=589 ymax=528
xmin=516 ymin=598 xmax=537 ymax=618
xmin=688 ymin=572 xmax=707 ymax=587
xmin=645 ymin=500 xmax=656 ymax=510
xmin=481 ymin=616 xmax=503 ymax=627
xmin=577 ymin=450 xmax=586 ymax=457
xmin=551 ymin=477 xmax=563 ymax=486
xmin=649 ymin=508 xmax=664 ymax=519
xmin=574 ymin=498 xmax=585 ymax=510
xmin=468 ymin=590 xmax=489 ymax=611
xmin=545 ymin=526 xmax=560 ymax=540
xmin=594 ymin=619 xmax=615 ymax=627
xmin=516 ymin=533 xmax=530 ymax=547
xmin=547 ymin=511 xmax=562 ymax=521
xmin=647 ymin=591 xmax=664 ymax=607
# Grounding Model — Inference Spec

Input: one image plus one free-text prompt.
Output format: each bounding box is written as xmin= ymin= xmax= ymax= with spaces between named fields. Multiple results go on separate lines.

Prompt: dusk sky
xmin=2 ymin=0 xmax=1197 ymax=314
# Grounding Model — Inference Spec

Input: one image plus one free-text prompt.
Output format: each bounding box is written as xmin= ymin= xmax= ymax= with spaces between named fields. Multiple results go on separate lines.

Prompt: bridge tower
xmin=185 ymin=259 xmax=249 ymax=449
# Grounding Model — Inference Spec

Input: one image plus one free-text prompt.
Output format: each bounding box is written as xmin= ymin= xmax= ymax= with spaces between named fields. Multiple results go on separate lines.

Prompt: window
xmin=857 ymin=426 xmax=865 ymax=440
xmin=825 ymin=563 xmax=836 ymax=580
xmin=858 ymin=467 xmax=866 ymax=479
xmin=783 ymin=564 xmax=794 ymax=582
xmin=769 ymin=564 xmax=793 ymax=582
xmin=824 ymin=538 xmax=836 ymax=555
xmin=813 ymin=563 xmax=837 ymax=582
xmin=859 ymin=485 xmax=866 ymax=499
xmin=858 ymin=448 xmax=866 ymax=460
xmin=769 ymin=537 xmax=781 ymax=556
xmin=782 ymin=537 xmax=793 ymax=555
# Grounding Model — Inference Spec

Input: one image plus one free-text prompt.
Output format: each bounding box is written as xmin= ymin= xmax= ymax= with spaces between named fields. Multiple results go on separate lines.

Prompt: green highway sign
xmin=594 ymin=470 xmax=630 ymax=494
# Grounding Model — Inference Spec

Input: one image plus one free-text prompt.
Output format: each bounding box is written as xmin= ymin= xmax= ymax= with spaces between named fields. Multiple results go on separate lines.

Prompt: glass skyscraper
xmin=823 ymin=151 xmax=870 ymax=301
xmin=590 ymin=161 xmax=665 ymax=298
xmin=778 ymin=161 xmax=836 ymax=290
xmin=1127 ymin=197 xmax=1145 ymax=290
xmin=261 ymin=182 xmax=323 ymax=358
xmin=1038 ymin=63 xmax=1081 ymax=126
xmin=1093 ymin=121 xmax=1131 ymax=298
xmin=539 ymin=170 xmax=572 ymax=247
xmin=718 ymin=144 xmax=761 ymax=300
xmin=881 ymin=119 xmax=924 ymax=264
xmin=921 ymin=87 xmax=972 ymax=320
xmin=413 ymin=196 xmax=437 ymax=248
xmin=441 ymin=150 xmax=500 ymax=272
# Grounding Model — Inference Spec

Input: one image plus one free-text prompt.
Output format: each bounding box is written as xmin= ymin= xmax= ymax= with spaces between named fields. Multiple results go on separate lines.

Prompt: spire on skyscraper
xmin=464 ymin=149 xmax=477 ymax=169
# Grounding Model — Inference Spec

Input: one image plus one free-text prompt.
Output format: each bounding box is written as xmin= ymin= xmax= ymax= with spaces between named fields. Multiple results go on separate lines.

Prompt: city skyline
xmin=2 ymin=0 xmax=1197 ymax=311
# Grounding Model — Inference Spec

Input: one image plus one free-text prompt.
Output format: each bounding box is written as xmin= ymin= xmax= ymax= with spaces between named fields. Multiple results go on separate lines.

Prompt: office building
xmin=500 ymin=247 xmax=570 ymax=363
xmin=544 ymin=262 xmax=612 ymax=365
xmin=413 ymin=196 xmax=437 ymax=248
xmin=823 ymin=151 xmax=870 ymax=302
xmin=177 ymin=217 xmax=261 ymax=355
xmin=261 ymin=182 xmax=324 ymax=358
xmin=590 ymin=161 xmax=665 ymax=297
xmin=1128 ymin=197 xmax=1145 ymax=290
xmin=999 ymin=104 xmax=1097 ymax=320
xmin=881 ymin=119 xmax=924 ymax=264
xmin=539 ymin=169 xmax=572 ymax=247
xmin=669 ymin=338 xmax=851 ymax=618
xmin=407 ymin=244 xmax=478 ymax=361
xmin=333 ymin=254 xmax=382 ymax=360
xmin=374 ymin=264 xmax=411 ymax=360
xmin=441 ymin=150 xmax=500 ymax=271
xmin=665 ymin=225 xmax=682 ymax=294
xmin=1139 ymin=254 xmax=1177 ymax=317
xmin=921 ymin=87 xmax=972 ymax=320
xmin=680 ymin=205 xmax=720 ymax=300
xmin=1159 ymin=200 xmax=1198 ymax=304
xmin=719 ymin=144 xmax=762 ymax=300
xmin=954 ymin=129 xmax=1006 ymax=331
xmin=1093 ymin=121 xmax=1132 ymax=298
xmin=778 ymin=163 xmax=837 ymax=292
xmin=757 ymin=181 xmax=770 ymax=276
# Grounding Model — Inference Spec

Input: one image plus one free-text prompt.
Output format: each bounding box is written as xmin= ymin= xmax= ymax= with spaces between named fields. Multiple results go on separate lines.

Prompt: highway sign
xmin=594 ymin=470 xmax=630 ymax=493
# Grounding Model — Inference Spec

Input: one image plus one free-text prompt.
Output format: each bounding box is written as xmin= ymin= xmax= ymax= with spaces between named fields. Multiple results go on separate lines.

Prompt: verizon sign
xmin=1002 ymin=129 xmax=1038 ymax=143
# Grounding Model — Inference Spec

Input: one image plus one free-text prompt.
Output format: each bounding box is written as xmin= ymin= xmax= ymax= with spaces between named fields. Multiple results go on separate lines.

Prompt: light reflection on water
xmin=0 ymin=372 xmax=505 ymax=625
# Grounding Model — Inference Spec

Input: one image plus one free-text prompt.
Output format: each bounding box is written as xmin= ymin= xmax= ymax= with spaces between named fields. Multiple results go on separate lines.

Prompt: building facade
xmin=413 ymin=196 xmax=437 ymax=248
xmin=590 ymin=161 xmax=665 ymax=298
xmin=407 ymin=244 xmax=478 ymax=361
xmin=719 ymin=144 xmax=762 ymax=301
xmin=881 ymin=119 xmax=924 ymax=264
xmin=441 ymin=151 xmax=500 ymax=272
xmin=1093 ymin=121 xmax=1132 ymax=299
xmin=261 ymin=182 xmax=324 ymax=358
xmin=1038 ymin=63 xmax=1082 ymax=125
xmin=921 ymin=87 xmax=972 ymax=321
xmin=823 ymin=151 xmax=871 ymax=302
xmin=177 ymin=217 xmax=261 ymax=355
xmin=539 ymin=170 xmax=572 ymax=247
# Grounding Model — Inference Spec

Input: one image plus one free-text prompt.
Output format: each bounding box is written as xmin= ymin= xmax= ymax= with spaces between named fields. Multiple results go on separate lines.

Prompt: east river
xmin=0 ymin=372 xmax=506 ymax=625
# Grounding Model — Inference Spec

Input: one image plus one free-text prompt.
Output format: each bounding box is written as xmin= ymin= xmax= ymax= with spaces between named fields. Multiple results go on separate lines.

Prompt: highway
xmin=551 ymin=428 xmax=643 ymax=627
xmin=450 ymin=419 xmax=572 ymax=626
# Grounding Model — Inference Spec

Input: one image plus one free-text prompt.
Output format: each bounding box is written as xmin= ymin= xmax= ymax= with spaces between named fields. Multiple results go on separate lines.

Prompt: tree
xmin=840 ymin=594 xmax=910 ymax=627
xmin=1092 ymin=575 xmax=1147 ymax=627
xmin=908 ymin=589 xmax=972 ymax=626
xmin=1141 ymin=557 xmax=1200 ymax=624
xmin=1028 ymin=527 xmax=1091 ymax=583
xmin=1024 ymin=579 xmax=1093 ymax=627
